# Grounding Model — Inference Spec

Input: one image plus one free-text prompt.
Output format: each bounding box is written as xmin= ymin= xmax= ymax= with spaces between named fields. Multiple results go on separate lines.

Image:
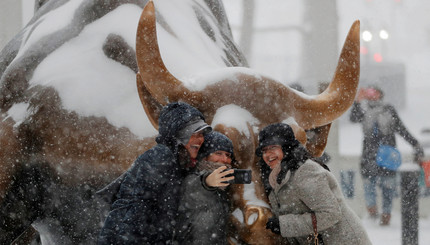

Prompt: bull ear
xmin=305 ymin=123 xmax=331 ymax=157
xmin=136 ymin=73 xmax=163 ymax=130
xmin=288 ymin=124 xmax=307 ymax=146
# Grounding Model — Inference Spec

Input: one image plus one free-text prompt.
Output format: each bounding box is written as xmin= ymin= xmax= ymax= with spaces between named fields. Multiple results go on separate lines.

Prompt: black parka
xmin=98 ymin=102 xmax=207 ymax=245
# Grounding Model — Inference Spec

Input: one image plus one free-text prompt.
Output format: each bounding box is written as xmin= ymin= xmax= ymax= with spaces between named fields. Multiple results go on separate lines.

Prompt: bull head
xmin=136 ymin=1 xmax=360 ymax=244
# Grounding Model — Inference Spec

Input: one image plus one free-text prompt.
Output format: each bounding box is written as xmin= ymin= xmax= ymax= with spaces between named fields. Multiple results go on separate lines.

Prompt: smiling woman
xmin=177 ymin=119 xmax=211 ymax=159
xmin=175 ymin=131 xmax=235 ymax=244
xmin=255 ymin=123 xmax=372 ymax=245
xmin=262 ymin=145 xmax=283 ymax=169
xmin=98 ymin=102 xmax=213 ymax=244
xmin=183 ymin=132 xmax=205 ymax=159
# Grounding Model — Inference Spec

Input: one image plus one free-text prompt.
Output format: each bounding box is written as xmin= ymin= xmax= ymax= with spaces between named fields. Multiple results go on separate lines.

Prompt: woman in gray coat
xmin=175 ymin=131 xmax=235 ymax=244
xmin=256 ymin=123 xmax=372 ymax=245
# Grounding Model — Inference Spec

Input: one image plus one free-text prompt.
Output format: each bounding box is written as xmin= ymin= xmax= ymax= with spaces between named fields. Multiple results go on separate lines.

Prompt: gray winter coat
xmin=350 ymin=101 xmax=421 ymax=177
xmin=269 ymin=160 xmax=372 ymax=245
xmin=174 ymin=160 xmax=230 ymax=245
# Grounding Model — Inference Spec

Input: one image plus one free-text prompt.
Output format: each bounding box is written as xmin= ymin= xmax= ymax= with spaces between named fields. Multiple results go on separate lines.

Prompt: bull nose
xmin=244 ymin=205 xmax=268 ymax=226
xmin=237 ymin=205 xmax=283 ymax=244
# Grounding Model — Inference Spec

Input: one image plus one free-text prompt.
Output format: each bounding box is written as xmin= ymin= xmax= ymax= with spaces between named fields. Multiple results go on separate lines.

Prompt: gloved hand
xmin=266 ymin=216 xmax=281 ymax=235
xmin=413 ymin=145 xmax=424 ymax=163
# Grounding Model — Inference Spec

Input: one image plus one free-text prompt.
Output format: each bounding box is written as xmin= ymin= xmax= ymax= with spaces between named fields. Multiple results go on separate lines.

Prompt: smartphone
xmin=224 ymin=169 xmax=252 ymax=184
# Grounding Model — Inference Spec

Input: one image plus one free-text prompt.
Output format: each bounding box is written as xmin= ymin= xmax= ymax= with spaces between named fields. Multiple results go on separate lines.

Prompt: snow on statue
xmin=0 ymin=0 xmax=360 ymax=244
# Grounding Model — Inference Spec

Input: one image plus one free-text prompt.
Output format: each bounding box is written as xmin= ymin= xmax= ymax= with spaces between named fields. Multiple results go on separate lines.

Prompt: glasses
xmin=262 ymin=145 xmax=282 ymax=154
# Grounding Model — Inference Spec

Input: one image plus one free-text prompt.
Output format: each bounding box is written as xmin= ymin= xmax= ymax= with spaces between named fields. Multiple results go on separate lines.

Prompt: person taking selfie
xmin=174 ymin=131 xmax=236 ymax=245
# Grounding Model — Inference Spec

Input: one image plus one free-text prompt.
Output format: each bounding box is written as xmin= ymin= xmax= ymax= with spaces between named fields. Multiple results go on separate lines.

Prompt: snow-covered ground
xmin=364 ymin=210 xmax=430 ymax=244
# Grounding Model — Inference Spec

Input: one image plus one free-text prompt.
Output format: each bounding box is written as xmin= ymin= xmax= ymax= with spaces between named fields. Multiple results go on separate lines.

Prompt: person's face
xmin=184 ymin=132 xmax=205 ymax=159
xmin=206 ymin=150 xmax=232 ymax=165
xmin=262 ymin=145 xmax=284 ymax=169
xmin=365 ymin=88 xmax=381 ymax=101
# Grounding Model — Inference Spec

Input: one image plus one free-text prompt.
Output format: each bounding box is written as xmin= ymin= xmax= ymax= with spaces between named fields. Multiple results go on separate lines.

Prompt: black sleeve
xmin=104 ymin=146 xmax=179 ymax=243
xmin=349 ymin=102 xmax=365 ymax=123
xmin=388 ymin=105 xmax=420 ymax=147
xmin=387 ymin=105 xmax=424 ymax=162
xmin=200 ymin=172 xmax=217 ymax=191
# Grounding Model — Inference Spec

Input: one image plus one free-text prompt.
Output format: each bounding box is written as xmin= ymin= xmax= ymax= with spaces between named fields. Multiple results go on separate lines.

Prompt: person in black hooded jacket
xmin=174 ymin=131 xmax=235 ymax=245
xmin=97 ymin=102 xmax=211 ymax=245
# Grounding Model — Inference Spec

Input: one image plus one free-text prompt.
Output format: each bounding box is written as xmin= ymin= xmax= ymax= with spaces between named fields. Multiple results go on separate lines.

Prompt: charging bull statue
xmin=0 ymin=0 xmax=360 ymax=244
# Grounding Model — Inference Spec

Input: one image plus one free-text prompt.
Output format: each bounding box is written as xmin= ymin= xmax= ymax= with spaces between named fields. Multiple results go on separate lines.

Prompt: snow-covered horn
xmin=136 ymin=1 xmax=201 ymax=106
xmin=136 ymin=1 xmax=360 ymax=131
xmin=289 ymin=20 xmax=360 ymax=129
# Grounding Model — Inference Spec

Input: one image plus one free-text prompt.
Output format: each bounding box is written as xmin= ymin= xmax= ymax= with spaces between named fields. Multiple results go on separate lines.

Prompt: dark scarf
xmin=268 ymin=145 xmax=310 ymax=189
xmin=279 ymin=146 xmax=310 ymax=181
xmin=177 ymin=145 xmax=197 ymax=175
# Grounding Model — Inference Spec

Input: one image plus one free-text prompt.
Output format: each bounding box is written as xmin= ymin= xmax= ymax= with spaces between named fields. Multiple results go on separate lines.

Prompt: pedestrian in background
xmin=350 ymin=85 xmax=424 ymax=225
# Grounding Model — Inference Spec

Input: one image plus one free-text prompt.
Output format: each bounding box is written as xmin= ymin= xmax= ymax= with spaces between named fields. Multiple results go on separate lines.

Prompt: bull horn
xmin=136 ymin=1 xmax=360 ymax=129
xmin=291 ymin=20 xmax=360 ymax=129
xmin=136 ymin=73 xmax=163 ymax=130
xmin=136 ymin=1 xmax=202 ymax=106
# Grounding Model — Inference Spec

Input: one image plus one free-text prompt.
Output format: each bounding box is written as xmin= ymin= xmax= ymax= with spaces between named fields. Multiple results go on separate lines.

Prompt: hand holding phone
xmin=223 ymin=169 xmax=252 ymax=184
xmin=205 ymin=166 xmax=234 ymax=187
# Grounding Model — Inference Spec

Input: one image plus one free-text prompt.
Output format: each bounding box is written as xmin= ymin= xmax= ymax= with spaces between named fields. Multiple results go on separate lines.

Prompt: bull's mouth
xmin=230 ymin=205 xmax=283 ymax=245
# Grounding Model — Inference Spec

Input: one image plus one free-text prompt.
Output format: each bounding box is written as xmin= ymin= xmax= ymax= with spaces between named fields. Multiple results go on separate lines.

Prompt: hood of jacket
xmin=156 ymin=102 xmax=206 ymax=150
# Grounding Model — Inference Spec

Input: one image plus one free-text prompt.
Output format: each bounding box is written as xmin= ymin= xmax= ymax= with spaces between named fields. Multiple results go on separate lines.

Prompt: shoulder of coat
xmin=183 ymin=172 xmax=200 ymax=184
xmin=300 ymin=159 xmax=321 ymax=169
xmin=295 ymin=160 xmax=326 ymax=176
xmin=383 ymin=103 xmax=396 ymax=113
xmin=136 ymin=144 xmax=175 ymax=166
